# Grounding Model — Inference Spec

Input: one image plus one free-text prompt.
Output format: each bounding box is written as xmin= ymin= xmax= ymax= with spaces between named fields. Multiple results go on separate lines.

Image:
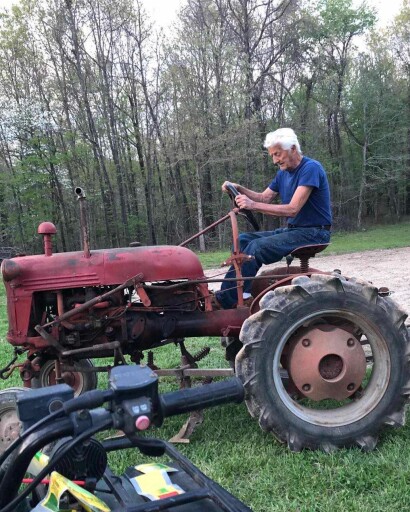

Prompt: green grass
xmin=1 ymin=223 xmax=410 ymax=511
xmin=326 ymin=221 xmax=410 ymax=255
xmin=196 ymin=220 xmax=410 ymax=268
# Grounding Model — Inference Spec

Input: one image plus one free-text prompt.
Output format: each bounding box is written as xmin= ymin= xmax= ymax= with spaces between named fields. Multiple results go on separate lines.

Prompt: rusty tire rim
xmin=287 ymin=325 xmax=366 ymax=401
xmin=40 ymin=362 xmax=86 ymax=397
xmin=273 ymin=309 xmax=390 ymax=427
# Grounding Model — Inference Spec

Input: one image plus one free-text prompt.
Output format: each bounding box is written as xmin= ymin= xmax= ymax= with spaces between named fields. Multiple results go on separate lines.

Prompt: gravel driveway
xmin=205 ymin=247 xmax=410 ymax=319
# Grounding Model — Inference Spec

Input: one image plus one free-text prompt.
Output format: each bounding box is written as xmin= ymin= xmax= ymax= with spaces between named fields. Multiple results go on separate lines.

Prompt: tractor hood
xmin=1 ymin=246 xmax=206 ymax=291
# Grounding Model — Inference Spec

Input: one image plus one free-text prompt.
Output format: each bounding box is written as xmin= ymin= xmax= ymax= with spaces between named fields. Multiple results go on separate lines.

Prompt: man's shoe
xmin=236 ymin=296 xmax=253 ymax=308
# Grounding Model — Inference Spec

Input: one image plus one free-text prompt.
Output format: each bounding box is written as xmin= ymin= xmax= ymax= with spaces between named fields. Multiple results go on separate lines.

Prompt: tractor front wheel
xmin=32 ymin=359 xmax=97 ymax=397
xmin=236 ymin=274 xmax=410 ymax=452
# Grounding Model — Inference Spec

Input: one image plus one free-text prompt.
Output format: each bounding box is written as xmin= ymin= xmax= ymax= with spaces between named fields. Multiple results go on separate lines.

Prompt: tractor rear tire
xmin=236 ymin=274 xmax=410 ymax=452
xmin=32 ymin=359 xmax=97 ymax=397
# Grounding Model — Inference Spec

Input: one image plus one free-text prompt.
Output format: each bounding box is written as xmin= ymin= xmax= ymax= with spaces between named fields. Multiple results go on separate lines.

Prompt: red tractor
xmin=1 ymin=187 xmax=409 ymax=452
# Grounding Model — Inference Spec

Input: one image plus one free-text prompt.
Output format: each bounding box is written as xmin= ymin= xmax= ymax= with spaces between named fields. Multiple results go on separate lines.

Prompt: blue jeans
xmin=215 ymin=227 xmax=331 ymax=308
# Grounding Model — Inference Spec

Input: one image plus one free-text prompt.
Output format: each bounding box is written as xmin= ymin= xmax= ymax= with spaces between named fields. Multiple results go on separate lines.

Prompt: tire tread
xmin=236 ymin=275 xmax=410 ymax=452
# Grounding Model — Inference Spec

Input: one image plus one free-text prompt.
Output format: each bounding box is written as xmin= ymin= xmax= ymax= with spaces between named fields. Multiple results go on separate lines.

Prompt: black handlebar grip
xmin=159 ymin=378 xmax=244 ymax=418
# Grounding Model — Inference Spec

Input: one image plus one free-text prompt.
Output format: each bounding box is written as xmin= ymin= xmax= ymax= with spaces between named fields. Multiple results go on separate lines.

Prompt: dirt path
xmin=205 ymin=247 xmax=410 ymax=317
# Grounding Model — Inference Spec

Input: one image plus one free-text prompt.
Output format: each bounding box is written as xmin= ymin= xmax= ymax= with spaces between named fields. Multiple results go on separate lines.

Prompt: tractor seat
xmin=290 ymin=243 xmax=329 ymax=259
xmin=287 ymin=243 xmax=329 ymax=273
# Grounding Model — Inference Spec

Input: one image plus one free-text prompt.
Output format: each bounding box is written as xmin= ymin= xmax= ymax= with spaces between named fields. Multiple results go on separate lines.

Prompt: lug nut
xmin=302 ymin=384 xmax=311 ymax=392
xmin=347 ymin=338 xmax=355 ymax=347
xmin=347 ymin=383 xmax=355 ymax=391
xmin=302 ymin=339 xmax=310 ymax=347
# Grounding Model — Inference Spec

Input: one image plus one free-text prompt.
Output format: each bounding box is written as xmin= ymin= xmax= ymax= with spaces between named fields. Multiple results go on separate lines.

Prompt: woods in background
xmin=0 ymin=0 xmax=409 ymax=253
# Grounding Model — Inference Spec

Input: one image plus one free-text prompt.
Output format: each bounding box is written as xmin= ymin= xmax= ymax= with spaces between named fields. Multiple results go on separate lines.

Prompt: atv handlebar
xmin=160 ymin=378 xmax=244 ymax=417
xmin=0 ymin=365 xmax=244 ymax=510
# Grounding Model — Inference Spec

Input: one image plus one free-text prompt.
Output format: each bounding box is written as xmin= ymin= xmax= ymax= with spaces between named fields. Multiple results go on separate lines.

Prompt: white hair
xmin=264 ymin=128 xmax=302 ymax=154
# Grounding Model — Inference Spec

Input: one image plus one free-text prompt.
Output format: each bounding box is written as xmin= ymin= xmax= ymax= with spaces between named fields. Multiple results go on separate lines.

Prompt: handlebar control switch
xmin=119 ymin=397 xmax=153 ymax=434
xmin=109 ymin=365 xmax=159 ymax=433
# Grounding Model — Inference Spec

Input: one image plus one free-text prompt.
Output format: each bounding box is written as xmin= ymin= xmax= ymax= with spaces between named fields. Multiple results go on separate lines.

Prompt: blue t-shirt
xmin=268 ymin=156 xmax=332 ymax=226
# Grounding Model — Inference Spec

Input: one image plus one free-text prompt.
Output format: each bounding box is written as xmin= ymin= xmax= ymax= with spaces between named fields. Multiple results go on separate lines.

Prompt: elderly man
xmin=214 ymin=127 xmax=332 ymax=309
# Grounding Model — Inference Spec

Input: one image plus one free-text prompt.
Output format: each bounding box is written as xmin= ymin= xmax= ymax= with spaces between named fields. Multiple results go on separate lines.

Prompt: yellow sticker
xmin=32 ymin=471 xmax=110 ymax=512
xmin=135 ymin=462 xmax=177 ymax=474
xmin=130 ymin=469 xmax=184 ymax=501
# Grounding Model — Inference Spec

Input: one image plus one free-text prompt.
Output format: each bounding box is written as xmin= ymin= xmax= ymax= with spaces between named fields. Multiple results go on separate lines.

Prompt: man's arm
xmin=235 ymin=185 xmax=313 ymax=217
xmin=222 ymin=181 xmax=277 ymax=203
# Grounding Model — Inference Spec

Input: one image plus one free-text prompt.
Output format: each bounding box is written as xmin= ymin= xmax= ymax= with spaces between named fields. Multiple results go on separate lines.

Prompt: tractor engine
xmin=1 ymin=222 xmax=246 ymax=373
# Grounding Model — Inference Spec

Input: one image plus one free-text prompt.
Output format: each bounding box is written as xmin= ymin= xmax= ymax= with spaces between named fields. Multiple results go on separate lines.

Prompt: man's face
xmin=268 ymin=144 xmax=298 ymax=170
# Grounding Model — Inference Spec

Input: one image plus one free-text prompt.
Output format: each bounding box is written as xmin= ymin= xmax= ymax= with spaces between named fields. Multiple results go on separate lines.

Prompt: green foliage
xmin=315 ymin=0 xmax=376 ymax=39
xmin=0 ymin=0 xmax=408 ymax=253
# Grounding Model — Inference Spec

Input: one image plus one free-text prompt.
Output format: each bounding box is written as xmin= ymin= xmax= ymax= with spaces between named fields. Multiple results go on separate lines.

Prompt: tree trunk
xmin=195 ymin=162 xmax=206 ymax=252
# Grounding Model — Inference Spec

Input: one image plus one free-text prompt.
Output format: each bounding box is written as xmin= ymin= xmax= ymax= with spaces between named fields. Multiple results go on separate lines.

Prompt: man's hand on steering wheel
xmin=222 ymin=181 xmax=260 ymax=231
xmin=234 ymin=194 xmax=255 ymax=210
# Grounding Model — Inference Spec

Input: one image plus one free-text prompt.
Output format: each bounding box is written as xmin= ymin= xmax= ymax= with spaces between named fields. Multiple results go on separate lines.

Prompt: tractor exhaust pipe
xmin=75 ymin=186 xmax=91 ymax=259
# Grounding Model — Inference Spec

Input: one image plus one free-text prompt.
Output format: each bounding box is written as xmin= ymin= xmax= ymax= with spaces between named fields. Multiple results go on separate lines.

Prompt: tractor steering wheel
xmin=225 ymin=183 xmax=260 ymax=231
